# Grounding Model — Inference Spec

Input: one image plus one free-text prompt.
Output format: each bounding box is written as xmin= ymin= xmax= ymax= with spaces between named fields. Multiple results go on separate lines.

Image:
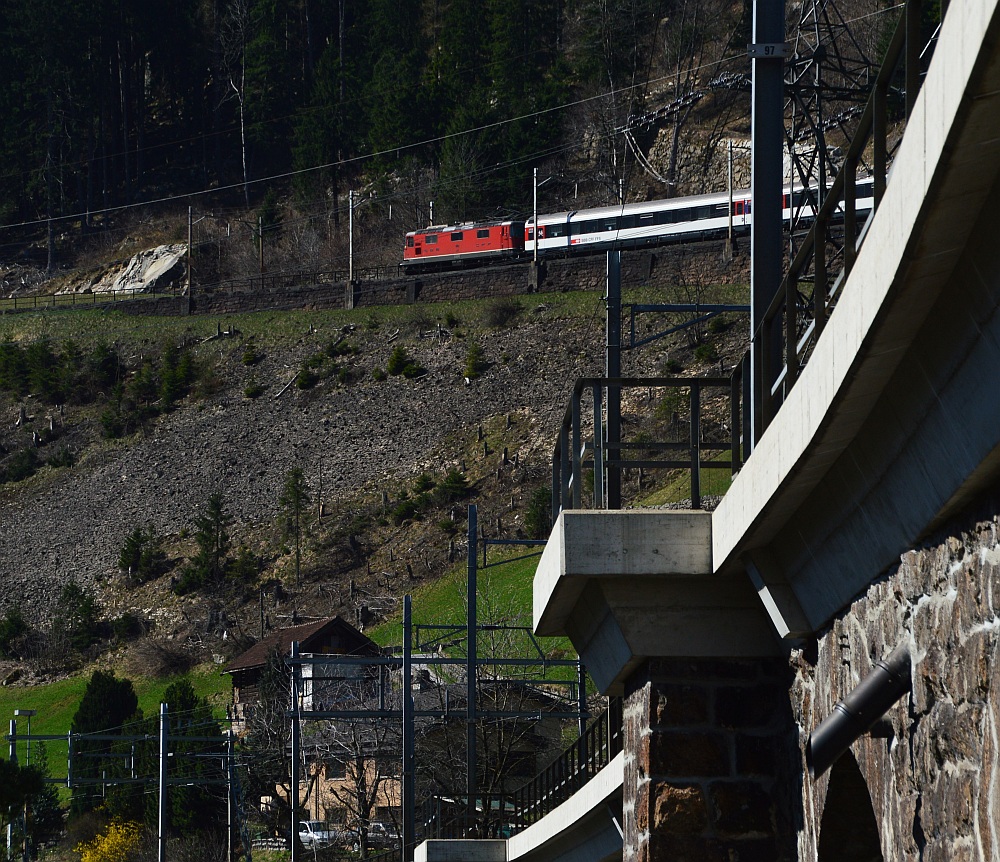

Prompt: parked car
xmin=298 ymin=820 xmax=335 ymax=848
xmin=352 ymin=821 xmax=400 ymax=851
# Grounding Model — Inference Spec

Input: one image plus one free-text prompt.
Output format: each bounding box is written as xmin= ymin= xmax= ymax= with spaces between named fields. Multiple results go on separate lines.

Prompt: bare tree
xmin=219 ymin=0 xmax=251 ymax=207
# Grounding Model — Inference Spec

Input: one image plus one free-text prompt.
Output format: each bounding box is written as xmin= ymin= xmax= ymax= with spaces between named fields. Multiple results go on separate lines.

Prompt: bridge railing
xmin=755 ymin=0 xmax=933 ymax=438
xmin=418 ymin=699 xmax=623 ymax=840
xmin=551 ymin=372 xmax=745 ymax=520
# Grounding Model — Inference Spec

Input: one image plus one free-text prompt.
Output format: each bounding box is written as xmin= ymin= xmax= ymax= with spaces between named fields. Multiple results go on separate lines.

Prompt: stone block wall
xmin=794 ymin=492 xmax=1000 ymax=861
xmin=623 ymin=657 xmax=798 ymax=862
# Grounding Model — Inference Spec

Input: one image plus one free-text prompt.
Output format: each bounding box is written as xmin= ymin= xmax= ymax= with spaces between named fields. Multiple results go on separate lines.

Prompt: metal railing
xmin=0 ymin=284 xmax=186 ymax=312
xmin=511 ymin=698 xmax=623 ymax=826
xmin=418 ymin=699 xmax=623 ymax=840
xmin=551 ymin=372 xmax=745 ymax=519
xmin=755 ymin=0 xmax=933 ymax=439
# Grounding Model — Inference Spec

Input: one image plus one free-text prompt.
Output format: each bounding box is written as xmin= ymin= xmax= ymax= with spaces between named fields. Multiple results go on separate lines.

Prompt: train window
xmin=549 ymin=224 xmax=565 ymax=237
xmin=620 ymin=215 xmax=637 ymax=230
xmin=639 ymin=213 xmax=654 ymax=222
xmin=603 ymin=220 xmax=617 ymax=232
xmin=451 ymin=231 xmax=464 ymax=241
xmin=406 ymin=237 xmax=414 ymax=247
xmin=425 ymin=235 xmax=437 ymax=245
xmin=695 ymin=206 xmax=712 ymax=219
xmin=477 ymin=229 xmax=490 ymax=239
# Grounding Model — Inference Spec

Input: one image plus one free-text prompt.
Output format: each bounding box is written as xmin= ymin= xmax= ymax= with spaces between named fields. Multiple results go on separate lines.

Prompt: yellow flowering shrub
xmin=75 ymin=819 xmax=143 ymax=862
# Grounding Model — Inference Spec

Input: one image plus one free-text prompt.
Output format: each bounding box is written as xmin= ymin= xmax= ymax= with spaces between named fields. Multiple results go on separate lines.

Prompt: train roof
xmin=406 ymin=219 xmax=524 ymax=236
xmin=530 ymin=188 xmax=745 ymax=224
xmin=529 ymin=178 xmax=874 ymax=224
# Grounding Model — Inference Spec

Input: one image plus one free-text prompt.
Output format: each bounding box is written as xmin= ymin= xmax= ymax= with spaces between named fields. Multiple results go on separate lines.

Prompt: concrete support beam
xmin=534 ymin=511 xmax=779 ymax=695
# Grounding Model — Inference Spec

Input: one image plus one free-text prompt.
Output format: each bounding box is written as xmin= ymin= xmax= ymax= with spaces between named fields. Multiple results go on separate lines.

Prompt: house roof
xmin=223 ymin=616 xmax=382 ymax=675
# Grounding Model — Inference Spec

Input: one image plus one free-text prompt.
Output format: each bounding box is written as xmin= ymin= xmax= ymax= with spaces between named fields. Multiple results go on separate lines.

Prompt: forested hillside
xmin=0 ymin=0 xmax=751 ymax=280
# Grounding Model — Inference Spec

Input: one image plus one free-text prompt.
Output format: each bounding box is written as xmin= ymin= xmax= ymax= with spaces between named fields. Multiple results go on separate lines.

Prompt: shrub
xmin=435 ymin=469 xmax=470 ymax=504
xmin=47 ymin=446 xmax=75 ymax=468
xmin=413 ymin=473 xmax=435 ymax=493
xmin=242 ymin=343 xmax=262 ymax=366
xmin=0 ymin=605 xmax=29 ymax=658
xmin=694 ymin=342 xmax=719 ymax=362
xmin=326 ymin=339 xmax=359 ymax=359
xmin=111 ymin=612 xmax=144 ymax=642
xmin=2 ymin=447 xmax=38 ymax=483
xmin=372 ymin=367 xmax=387 ymax=382
xmin=464 ymin=342 xmax=488 ymax=380
xmin=387 ymin=345 xmax=423 ymax=378
xmin=118 ymin=525 xmax=166 ymax=585
xmin=54 ymin=579 xmax=103 ymax=651
xmin=75 ymin=819 xmax=143 ymax=862
xmin=391 ymin=497 xmax=422 ymax=525
xmin=524 ymin=486 xmax=552 ymax=539
xmin=244 ymin=377 xmax=264 ymax=398
xmin=387 ymin=345 xmax=412 ymax=375
xmin=485 ymin=297 xmax=522 ymax=328
xmin=295 ymin=367 xmax=319 ymax=389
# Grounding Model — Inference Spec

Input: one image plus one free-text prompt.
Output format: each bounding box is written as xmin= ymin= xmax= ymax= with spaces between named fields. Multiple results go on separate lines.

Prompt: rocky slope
xmin=0 ymin=301 xmax=616 ymax=651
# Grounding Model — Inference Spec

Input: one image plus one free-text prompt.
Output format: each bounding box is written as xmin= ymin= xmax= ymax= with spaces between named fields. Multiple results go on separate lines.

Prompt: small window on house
xmin=324 ymin=758 xmax=347 ymax=779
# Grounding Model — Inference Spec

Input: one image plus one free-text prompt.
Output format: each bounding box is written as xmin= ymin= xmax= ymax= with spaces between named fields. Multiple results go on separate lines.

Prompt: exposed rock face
xmin=80 ymin=244 xmax=187 ymax=294
xmin=794 ymin=495 xmax=1000 ymax=860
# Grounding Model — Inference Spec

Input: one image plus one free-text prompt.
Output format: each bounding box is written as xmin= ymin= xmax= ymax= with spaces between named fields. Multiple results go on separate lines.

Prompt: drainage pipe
xmin=807 ymin=643 xmax=911 ymax=778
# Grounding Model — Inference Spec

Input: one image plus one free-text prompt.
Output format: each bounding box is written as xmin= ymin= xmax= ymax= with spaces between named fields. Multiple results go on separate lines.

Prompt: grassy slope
xmin=0 ymin=664 xmax=232 ymax=742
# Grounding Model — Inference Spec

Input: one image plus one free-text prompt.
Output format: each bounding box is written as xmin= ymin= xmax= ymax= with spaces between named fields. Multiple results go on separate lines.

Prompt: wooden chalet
xmin=223 ymin=616 xmax=383 ymax=726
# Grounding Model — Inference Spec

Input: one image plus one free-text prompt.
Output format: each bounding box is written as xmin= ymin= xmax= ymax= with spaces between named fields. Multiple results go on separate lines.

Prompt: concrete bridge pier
xmin=534 ymin=511 xmax=799 ymax=862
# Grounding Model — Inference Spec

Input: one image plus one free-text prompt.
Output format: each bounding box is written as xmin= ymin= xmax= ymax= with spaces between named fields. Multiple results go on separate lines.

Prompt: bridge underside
xmin=714 ymin=0 xmax=1000 ymax=634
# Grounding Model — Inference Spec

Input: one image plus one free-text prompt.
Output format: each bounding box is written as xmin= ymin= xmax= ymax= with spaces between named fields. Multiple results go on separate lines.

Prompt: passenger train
xmin=401 ymin=180 xmax=875 ymax=270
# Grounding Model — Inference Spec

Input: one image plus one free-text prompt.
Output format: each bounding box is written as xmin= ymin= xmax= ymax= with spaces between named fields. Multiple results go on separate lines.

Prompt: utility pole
xmin=258 ymin=216 xmax=265 ymax=276
xmin=187 ymin=206 xmax=193 ymax=293
xmin=187 ymin=206 xmax=193 ymax=315
xmin=606 ymin=252 xmax=622 ymax=508
xmin=15 ymin=709 xmax=35 ymax=862
xmin=749 ymin=0 xmax=788 ymax=446
xmin=533 ymin=168 xmax=539 ymax=265
xmin=158 ymin=703 xmax=168 ymax=862
xmin=226 ymin=730 xmax=236 ymax=862
xmin=466 ymin=505 xmax=478 ymax=828
xmin=7 ymin=719 xmax=15 ymax=859
xmin=290 ymin=641 xmax=300 ymax=862
xmin=348 ymin=190 xmax=355 ymax=284
xmin=402 ymin=597 xmax=415 ymax=862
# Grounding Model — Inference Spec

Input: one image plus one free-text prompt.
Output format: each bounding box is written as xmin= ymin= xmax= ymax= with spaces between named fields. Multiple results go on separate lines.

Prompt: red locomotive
xmin=402 ymin=220 xmax=525 ymax=268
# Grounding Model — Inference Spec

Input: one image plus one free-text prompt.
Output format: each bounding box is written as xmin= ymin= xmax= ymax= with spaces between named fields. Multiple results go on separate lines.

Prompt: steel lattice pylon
xmin=784 ymin=0 xmax=896 ymax=226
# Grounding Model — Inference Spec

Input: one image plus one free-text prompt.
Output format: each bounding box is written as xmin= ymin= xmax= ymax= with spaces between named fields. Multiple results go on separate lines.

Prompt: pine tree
xmin=70 ymin=671 xmax=140 ymax=815
xmin=279 ymin=467 xmax=311 ymax=585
